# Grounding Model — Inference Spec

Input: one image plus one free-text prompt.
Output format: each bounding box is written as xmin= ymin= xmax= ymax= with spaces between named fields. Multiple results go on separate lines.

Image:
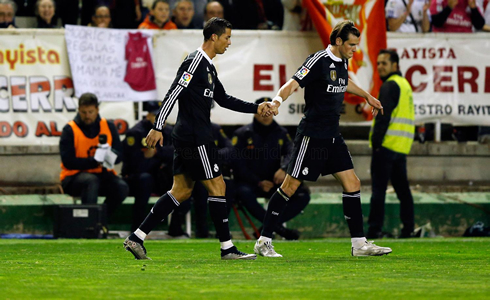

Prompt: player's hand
xmin=273 ymin=169 xmax=286 ymax=185
xmin=145 ymin=129 xmax=163 ymax=148
xmin=258 ymin=180 xmax=275 ymax=193
xmin=143 ymin=147 xmax=157 ymax=158
xmin=365 ymin=94 xmax=383 ymax=118
xmin=257 ymin=102 xmax=272 ymax=117
xmin=269 ymin=101 xmax=280 ymax=116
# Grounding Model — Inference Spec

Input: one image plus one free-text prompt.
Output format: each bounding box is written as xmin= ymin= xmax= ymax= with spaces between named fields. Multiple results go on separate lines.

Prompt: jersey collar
xmin=197 ymin=47 xmax=213 ymax=65
xmin=326 ymin=45 xmax=342 ymax=62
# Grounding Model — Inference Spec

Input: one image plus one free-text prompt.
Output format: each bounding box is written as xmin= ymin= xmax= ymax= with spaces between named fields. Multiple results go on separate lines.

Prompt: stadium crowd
xmin=1 ymin=0 xmax=489 ymax=32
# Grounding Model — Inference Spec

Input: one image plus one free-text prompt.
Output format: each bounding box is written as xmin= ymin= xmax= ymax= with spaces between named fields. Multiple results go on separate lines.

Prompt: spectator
xmin=35 ymin=0 xmax=59 ymax=28
xmin=368 ymin=49 xmax=415 ymax=239
xmin=0 ymin=0 xmax=16 ymax=28
xmin=233 ymin=98 xmax=311 ymax=240
xmin=430 ymin=0 xmax=485 ymax=32
xmin=168 ymin=0 xmax=207 ymax=28
xmin=233 ymin=0 xmax=284 ymax=30
xmin=282 ymin=0 xmax=313 ymax=31
xmin=60 ymin=93 xmax=128 ymax=218
xmin=88 ymin=5 xmax=112 ymax=28
xmin=171 ymin=0 xmax=196 ymax=29
xmin=122 ymin=101 xmax=174 ymax=231
xmin=138 ymin=0 xmax=177 ymax=29
xmin=204 ymin=1 xmax=224 ymax=23
xmin=483 ymin=0 xmax=490 ymax=31
xmin=385 ymin=0 xmax=431 ymax=32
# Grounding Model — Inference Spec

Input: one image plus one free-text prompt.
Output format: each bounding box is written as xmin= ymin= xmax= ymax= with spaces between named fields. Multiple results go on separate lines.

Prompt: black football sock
xmin=138 ymin=191 xmax=180 ymax=235
xmin=208 ymin=196 xmax=231 ymax=242
xmin=342 ymin=190 xmax=365 ymax=238
xmin=261 ymin=188 xmax=290 ymax=238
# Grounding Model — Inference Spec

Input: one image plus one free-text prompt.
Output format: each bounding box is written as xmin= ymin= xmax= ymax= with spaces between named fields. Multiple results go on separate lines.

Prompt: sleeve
xmin=59 ymin=124 xmax=99 ymax=170
xmin=430 ymin=6 xmax=452 ymax=27
xmin=232 ymin=130 xmax=261 ymax=186
xmin=213 ymin=77 xmax=259 ymax=114
xmin=280 ymin=132 xmax=294 ymax=170
xmin=470 ymin=7 xmax=485 ymax=29
xmin=292 ymin=53 xmax=324 ymax=88
xmin=153 ymin=60 xmax=191 ymax=131
xmin=108 ymin=121 xmax=124 ymax=164
xmin=371 ymin=81 xmax=400 ymax=150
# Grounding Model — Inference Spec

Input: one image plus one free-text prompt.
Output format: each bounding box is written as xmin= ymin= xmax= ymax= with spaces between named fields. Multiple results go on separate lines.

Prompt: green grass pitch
xmin=1 ymin=238 xmax=489 ymax=299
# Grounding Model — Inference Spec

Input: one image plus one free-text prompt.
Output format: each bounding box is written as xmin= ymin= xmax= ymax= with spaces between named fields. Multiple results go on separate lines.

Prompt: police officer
xmin=233 ymin=97 xmax=310 ymax=240
xmin=60 ymin=93 xmax=128 ymax=217
xmin=122 ymin=101 xmax=174 ymax=231
xmin=368 ymin=49 xmax=415 ymax=239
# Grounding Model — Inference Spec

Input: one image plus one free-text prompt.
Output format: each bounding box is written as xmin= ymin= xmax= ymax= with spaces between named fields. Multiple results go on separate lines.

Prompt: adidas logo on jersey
xmin=329 ymin=63 xmax=335 ymax=68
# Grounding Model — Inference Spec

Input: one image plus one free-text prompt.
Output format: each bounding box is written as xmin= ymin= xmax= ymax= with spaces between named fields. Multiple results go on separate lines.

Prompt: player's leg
xmin=124 ymin=174 xmax=195 ymax=260
xmin=201 ymin=175 xmax=256 ymax=260
xmin=333 ymin=169 xmax=392 ymax=256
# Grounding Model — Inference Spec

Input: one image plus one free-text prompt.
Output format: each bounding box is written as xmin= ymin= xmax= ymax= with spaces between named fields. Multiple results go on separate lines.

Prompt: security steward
xmin=122 ymin=101 xmax=174 ymax=231
xmin=60 ymin=93 xmax=128 ymax=217
xmin=232 ymin=97 xmax=310 ymax=240
xmin=368 ymin=49 xmax=415 ymax=239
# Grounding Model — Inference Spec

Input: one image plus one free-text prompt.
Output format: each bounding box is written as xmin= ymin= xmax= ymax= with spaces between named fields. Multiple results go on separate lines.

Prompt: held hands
xmin=365 ymin=94 xmax=384 ymax=118
xmin=145 ymin=129 xmax=163 ymax=149
xmin=257 ymin=101 xmax=280 ymax=117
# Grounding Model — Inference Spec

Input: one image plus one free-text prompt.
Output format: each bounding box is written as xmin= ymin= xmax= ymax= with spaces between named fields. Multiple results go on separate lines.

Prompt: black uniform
xmin=169 ymin=123 xmax=236 ymax=238
xmin=287 ymin=46 xmax=354 ymax=181
xmin=153 ymin=48 xmax=258 ymax=181
xmin=122 ymin=118 xmax=174 ymax=231
xmin=233 ymin=118 xmax=310 ymax=238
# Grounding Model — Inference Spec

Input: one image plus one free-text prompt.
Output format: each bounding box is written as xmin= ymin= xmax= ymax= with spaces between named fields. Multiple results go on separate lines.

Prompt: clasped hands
xmin=257 ymin=101 xmax=280 ymax=117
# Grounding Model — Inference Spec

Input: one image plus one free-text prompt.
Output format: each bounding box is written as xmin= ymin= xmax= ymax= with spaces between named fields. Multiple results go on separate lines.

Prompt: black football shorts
xmin=286 ymin=133 xmax=354 ymax=181
xmin=173 ymin=139 xmax=222 ymax=181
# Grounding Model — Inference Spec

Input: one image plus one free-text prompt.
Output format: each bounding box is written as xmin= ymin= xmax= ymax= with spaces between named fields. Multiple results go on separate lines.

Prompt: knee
xmin=344 ymin=177 xmax=361 ymax=193
xmin=280 ymin=177 xmax=301 ymax=197
xmin=170 ymin=188 xmax=193 ymax=202
xmin=138 ymin=173 xmax=154 ymax=189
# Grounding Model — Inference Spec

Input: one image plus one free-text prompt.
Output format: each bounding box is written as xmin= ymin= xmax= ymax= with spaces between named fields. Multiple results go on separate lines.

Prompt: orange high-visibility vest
xmin=60 ymin=118 xmax=117 ymax=181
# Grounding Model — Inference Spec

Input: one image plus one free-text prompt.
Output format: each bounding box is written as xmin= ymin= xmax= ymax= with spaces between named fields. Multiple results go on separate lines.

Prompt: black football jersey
xmin=153 ymin=48 xmax=257 ymax=145
xmin=292 ymin=46 xmax=349 ymax=139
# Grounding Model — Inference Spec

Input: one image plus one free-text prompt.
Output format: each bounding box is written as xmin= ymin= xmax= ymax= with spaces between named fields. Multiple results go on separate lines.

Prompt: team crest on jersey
xmin=179 ymin=72 xmax=193 ymax=87
xmin=213 ymin=164 xmax=219 ymax=172
xmin=302 ymin=167 xmax=309 ymax=176
xmin=330 ymin=70 xmax=337 ymax=81
xmin=208 ymin=73 xmax=213 ymax=84
xmin=295 ymin=66 xmax=310 ymax=80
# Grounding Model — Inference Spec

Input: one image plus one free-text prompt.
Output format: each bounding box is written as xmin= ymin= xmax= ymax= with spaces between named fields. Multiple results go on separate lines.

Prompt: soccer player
xmin=124 ymin=17 xmax=271 ymax=260
xmin=254 ymin=20 xmax=393 ymax=257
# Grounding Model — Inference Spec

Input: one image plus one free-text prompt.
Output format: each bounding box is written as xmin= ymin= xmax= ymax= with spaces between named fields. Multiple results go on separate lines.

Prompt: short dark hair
xmin=92 ymin=5 xmax=110 ymax=16
xmin=152 ymin=0 xmax=169 ymax=10
xmin=329 ymin=20 xmax=360 ymax=45
xmin=378 ymin=49 xmax=399 ymax=66
xmin=203 ymin=17 xmax=232 ymax=41
xmin=78 ymin=93 xmax=98 ymax=107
